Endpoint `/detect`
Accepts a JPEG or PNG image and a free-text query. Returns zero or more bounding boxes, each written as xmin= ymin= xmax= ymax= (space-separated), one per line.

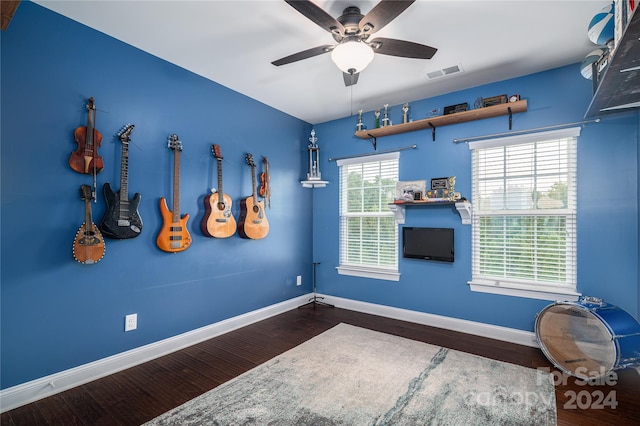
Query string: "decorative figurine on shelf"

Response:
xmin=374 ymin=109 xmax=380 ymax=128
xmin=402 ymin=103 xmax=409 ymax=124
xmin=307 ymin=129 xmax=321 ymax=181
xmin=382 ymin=104 xmax=391 ymax=127
xmin=356 ymin=109 xmax=365 ymax=132
xmin=301 ymin=129 xmax=329 ymax=188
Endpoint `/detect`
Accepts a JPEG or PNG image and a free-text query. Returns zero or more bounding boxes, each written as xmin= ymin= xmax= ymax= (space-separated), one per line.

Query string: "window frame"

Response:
xmin=336 ymin=152 xmax=400 ymax=281
xmin=468 ymin=127 xmax=581 ymax=301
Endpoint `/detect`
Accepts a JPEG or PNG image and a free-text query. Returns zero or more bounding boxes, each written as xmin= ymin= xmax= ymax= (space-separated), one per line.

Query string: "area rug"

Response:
xmin=145 ymin=323 xmax=556 ymax=425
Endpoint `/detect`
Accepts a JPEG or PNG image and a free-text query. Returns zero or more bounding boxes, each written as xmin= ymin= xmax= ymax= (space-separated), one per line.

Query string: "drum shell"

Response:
xmin=535 ymin=300 xmax=640 ymax=380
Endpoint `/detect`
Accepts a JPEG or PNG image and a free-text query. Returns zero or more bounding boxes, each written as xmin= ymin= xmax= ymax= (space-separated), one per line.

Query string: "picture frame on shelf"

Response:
xmin=395 ymin=180 xmax=426 ymax=202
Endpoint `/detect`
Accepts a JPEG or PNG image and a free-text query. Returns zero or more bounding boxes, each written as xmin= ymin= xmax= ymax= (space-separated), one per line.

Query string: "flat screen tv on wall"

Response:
xmin=402 ymin=227 xmax=454 ymax=262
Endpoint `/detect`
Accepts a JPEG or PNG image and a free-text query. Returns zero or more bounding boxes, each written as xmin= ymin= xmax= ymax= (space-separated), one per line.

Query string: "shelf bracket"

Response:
xmin=428 ymin=122 xmax=436 ymax=141
xmin=507 ymin=107 xmax=513 ymax=130
xmin=367 ymin=133 xmax=377 ymax=150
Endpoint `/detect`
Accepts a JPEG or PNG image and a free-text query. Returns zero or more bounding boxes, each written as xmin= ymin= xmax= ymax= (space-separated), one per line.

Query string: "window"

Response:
xmin=468 ymin=127 xmax=580 ymax=301
xmin=336 ymin=152 xmax=399 ymax=281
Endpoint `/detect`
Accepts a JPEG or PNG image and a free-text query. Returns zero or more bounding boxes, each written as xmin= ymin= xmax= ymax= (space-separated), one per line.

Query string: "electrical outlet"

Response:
xmin=125 ymin=313 xmax=137 ymax=332
xmin=296 ymin=275 xmax=302 ymax=286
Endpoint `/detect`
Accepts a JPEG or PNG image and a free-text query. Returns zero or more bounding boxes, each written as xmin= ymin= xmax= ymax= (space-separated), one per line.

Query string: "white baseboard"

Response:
xmin=0 ymin=294 xmax=311 ymax=413
xmin=318 ymin=294 xmax=539 ymax=348
xmin=1 ymin=293 xmax=537 ymax=413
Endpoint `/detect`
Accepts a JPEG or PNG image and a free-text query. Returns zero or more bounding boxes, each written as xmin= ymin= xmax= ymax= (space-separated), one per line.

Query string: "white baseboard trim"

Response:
xmin=318 ymin=294 xmax=539 ymax=349
xmin=1 ymin=293 xmax=538 ymax=413
xmin=0 ymin=294 xmax=311 ymax=413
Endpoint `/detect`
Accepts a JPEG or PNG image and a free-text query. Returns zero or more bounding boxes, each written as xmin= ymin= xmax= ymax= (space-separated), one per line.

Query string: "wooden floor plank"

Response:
xmin=2 ymin=306 xmax=639 ymax=425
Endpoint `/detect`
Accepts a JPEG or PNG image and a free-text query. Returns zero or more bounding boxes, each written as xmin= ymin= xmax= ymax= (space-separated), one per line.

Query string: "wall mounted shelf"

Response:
xmin=388 ymin=200 xmax=472 ymax=225
xmin=355 ymin=100 xmax=527 ymax=143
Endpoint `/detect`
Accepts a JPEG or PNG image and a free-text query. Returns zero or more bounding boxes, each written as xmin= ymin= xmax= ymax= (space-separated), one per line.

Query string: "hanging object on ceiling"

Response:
xmin=272 ymin=0 xmax=437 ymax=87
xmin=587 ymin=2 xmax=615 ymax=47
xmin=580 ymin=48 xmax=607 ymax=80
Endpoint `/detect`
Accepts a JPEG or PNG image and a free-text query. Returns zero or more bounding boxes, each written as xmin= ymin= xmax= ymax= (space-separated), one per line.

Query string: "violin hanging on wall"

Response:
xmin=69 ymin=97 xmax=104 ymax=175
xmin=259 ymin=156 xmax=271 ymax=209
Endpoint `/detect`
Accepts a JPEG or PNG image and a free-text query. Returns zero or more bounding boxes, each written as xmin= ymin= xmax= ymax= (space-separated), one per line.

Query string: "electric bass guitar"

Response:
xmin=202 ymin=144 xmax=236 ymax=238
xmin=157 ymin=134 xmax=192 ymax=252
xmin=238 ymin=153 xmax=269 ymax=239
xmin=73 ymin=185 xmax=106 ymax=264
xmin=99 ymin=124 xmax=143 ymax=239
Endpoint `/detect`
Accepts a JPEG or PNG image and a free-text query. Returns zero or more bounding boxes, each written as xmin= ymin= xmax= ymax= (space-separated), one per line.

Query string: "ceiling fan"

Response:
xmin=271 ymin=0 xmax=437 ymax=86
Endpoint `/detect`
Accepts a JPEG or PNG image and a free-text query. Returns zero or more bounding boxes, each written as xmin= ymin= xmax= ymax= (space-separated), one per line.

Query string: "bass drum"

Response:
xmin=535 ymin=297 xmax=640 ymax=380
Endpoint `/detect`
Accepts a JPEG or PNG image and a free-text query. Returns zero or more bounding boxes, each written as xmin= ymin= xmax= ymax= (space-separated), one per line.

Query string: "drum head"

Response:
xmin=536 ymin=303 xmax=615 ymax=379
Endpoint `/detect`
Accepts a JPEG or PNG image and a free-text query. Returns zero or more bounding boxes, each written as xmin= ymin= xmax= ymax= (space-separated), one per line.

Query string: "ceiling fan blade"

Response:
xmin=359 ymin=0 xmax=415 ymax=35
xmin=343 ymin=71 xmax=359 ymax=87
xmin=285 ymin=0 xmax=344 ymax=35
xmin=271 ymin=44 xmax=335 ymax=66
xmin=369 ymin=37 xmax=437 ymax=59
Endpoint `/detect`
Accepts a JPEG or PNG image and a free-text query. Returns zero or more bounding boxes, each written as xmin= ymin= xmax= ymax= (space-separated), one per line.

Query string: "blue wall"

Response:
xmin=311 ymin=66 xmax=639 ymax=332
xmin=2 ymin=2 xmax=639 ymax=391
xmin=1 ymin=2 xmax=313 ymax=389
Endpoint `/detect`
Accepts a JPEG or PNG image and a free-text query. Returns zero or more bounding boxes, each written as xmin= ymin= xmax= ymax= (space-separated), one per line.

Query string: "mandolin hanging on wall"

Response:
xmin=73 ymin=184 xmax=106 ymax=265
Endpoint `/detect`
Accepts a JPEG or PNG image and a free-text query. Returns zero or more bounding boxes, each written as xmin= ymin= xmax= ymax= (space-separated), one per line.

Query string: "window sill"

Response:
xmin=468 ymin=279 xmax=580 ymax=301
xmin=337 ymin=266 xmax=400 ymax=281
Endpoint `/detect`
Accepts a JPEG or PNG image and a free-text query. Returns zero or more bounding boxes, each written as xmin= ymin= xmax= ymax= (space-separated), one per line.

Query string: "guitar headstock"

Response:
xmin=117 ymin=124 xmax=135 ymax=143
xmin=80 ymin=184 xmax=93 ymax=201
xmin=245 ymin=153 xmax=255 ymax=167
xmin=167 ymin=134 xmax=182 ymax=151
xmin=212 ymin=144 xmax=223 ymax=160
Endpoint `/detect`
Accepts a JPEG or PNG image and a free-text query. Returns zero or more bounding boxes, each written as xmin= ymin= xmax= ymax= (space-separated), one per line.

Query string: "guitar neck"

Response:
xmin=119 ymin=142 xmax=129 ymax=201
xmin=250 ymin=163 xmax=257 ymax=203
xmin=172 ymin=148 xmax=181 ymax=223
xmin=217 ymin=158 xmax=224 ymax=204
xmin=84 ymin=198 xmax=93 ymax=230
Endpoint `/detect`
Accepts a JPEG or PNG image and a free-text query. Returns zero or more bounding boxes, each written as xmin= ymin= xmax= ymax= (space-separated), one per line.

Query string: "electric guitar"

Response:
xmin=99 ymin=124 xmax=143 ymax=239
xmin=156 ymin=134 xmax=192 ymax=252
xmin=73 ymin=185 xmax=106 ymax=264
xmin=238 ymin=153 xmax=269 ymax=239
xmin=201 ymin=144 xmax=236 ymax=238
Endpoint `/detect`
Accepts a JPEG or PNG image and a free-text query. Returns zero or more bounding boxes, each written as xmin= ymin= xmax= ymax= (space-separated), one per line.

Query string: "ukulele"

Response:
xmin=259 ymin=156 xmax=271 ymax=209
xmin=69 ymin=97 xmax=104 ymax=175
xmin=99 ymin=124 xmax=143 ymax=239
xmin=201 ymin=144 xmax=236 ymax=238
xmin=157 ymin=134 xmax=192 ymax=252
xmin=238 ymin=153 xmax=269 ymax=239
xmin=73 ymin=185 xmax=106 ymax=264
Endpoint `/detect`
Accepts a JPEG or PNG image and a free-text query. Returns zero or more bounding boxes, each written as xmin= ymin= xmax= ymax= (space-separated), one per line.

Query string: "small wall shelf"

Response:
xmin=389 ymin=200 xmax=472 ymax=225
xmin=355 ymin=100 xmax=527 ymax=142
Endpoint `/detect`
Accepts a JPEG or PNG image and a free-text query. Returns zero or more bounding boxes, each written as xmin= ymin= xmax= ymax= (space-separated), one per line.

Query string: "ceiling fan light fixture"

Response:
xmin=330 ymin=40 xmax=374 ymax=74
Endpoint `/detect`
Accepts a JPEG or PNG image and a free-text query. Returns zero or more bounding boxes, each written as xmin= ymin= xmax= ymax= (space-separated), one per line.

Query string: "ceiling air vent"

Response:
xmin=426 ymin=65 xmax=462 ymax=80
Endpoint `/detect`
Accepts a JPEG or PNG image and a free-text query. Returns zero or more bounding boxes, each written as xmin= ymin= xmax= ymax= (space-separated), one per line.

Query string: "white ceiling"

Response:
xmin=34 ymin=0 xmax=610 ymax=124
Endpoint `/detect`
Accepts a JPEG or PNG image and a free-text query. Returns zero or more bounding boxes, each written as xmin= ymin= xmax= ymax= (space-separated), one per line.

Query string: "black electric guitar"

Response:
xmin=99 ymin=124 xmax=143 ymax=239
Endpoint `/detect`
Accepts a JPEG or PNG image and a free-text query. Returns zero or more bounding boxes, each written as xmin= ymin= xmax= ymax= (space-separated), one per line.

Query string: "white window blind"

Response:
xmin=337 ymin=152 xmax=399 ymax=281
xmin=468 ymin=128 xmax=580 ymax=300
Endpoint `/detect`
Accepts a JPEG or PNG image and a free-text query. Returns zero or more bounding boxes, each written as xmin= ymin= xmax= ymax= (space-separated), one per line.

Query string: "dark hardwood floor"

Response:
xmin=3 ymin=306 xmax=639 ymax=425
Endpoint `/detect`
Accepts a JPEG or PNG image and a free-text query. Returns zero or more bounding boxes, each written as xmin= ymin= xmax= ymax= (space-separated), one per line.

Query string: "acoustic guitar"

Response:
xmin=238 ymin=153 xmax=269 ymax=239
xmin=73 ymin=185 xmax=106 ymax=264
xmin=99 ymin=124 xmax=143 ymax=239
xmin=156 ymin=134 xmax=192 ymax=252
xmin=201 ymin=144 xmax=236 ymax=238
